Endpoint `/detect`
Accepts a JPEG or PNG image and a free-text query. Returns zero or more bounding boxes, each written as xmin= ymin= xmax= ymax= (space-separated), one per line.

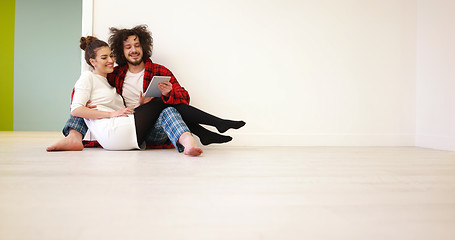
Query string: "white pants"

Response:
xmin=84 ymin=115 xmax=139 ymax=150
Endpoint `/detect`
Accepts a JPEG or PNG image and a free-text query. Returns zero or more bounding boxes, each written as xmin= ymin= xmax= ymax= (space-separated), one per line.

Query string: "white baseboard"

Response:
xmin=225 ymin=133 xmax=416 ymax=147
xmin=416 ymin=135 xmax=455 ymax=151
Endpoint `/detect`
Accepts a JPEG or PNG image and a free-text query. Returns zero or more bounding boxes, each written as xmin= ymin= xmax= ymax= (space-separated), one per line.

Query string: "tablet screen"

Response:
xmin=144 ymin=76 xmax=171 ymax=97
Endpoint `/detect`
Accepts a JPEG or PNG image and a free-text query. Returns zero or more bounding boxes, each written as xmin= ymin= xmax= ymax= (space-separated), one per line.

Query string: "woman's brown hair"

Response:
xmin=80 ymin=36 xmax=109 ymax=68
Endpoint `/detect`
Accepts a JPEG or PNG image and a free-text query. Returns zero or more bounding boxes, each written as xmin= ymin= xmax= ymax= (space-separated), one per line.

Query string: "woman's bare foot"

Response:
xmin=178 ymin=132 xmax=203 ymax=156
xmin=46 ymin=130 xmax=84 ymax=152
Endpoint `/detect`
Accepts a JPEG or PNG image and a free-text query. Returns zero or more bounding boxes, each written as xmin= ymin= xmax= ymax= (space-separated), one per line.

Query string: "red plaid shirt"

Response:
xmin=83 ymin=59 xmax=190 ymax=149
xmin=107 ymin=59 xmax=190 ymax=105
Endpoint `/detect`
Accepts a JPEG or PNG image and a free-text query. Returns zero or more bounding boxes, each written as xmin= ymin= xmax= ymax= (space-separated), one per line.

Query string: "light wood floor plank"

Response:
xmin=1 ymin=132 xmax=455 ymax=239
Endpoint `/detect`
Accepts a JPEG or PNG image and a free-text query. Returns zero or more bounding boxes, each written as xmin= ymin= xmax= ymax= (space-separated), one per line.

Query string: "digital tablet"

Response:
xmin=144 ymin=76 xmax=172 ymax=97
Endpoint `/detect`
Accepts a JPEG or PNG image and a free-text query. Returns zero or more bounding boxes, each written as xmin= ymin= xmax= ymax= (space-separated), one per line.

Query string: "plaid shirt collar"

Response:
xmin=108 ymin=58 xmax=154 ymax=95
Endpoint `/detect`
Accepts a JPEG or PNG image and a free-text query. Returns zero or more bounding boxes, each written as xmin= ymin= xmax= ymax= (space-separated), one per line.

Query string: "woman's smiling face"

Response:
xmin=90 ymin=46 xmax=115 ymax=77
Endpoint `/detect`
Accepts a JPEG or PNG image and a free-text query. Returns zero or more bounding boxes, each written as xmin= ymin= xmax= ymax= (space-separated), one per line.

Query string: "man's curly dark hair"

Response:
xmin=108 ymin=25 xmax=153 ymax=66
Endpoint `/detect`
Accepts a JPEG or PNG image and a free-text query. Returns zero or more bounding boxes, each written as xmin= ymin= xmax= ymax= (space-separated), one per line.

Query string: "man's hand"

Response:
xmin=86 ymin=100 xmax=97 ymax=109
xmin=158 ymin=81 xmax=172 ymax=97
xmin=109 ymin=108 xmax=134 ymax=118
xmin=136 ymin=92 xmax=154 ymax=108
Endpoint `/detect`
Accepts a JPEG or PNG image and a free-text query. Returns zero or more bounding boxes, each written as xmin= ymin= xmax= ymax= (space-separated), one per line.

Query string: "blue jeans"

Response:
xmin=63 ymin=107 xmax=189 ymax=152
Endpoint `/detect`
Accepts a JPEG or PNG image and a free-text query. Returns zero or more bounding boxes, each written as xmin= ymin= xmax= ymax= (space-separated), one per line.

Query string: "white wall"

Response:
xmin=92 ymin=0 xmax=417 ymax=146
xmin=416 ymin=0 xmax=455 ymax=151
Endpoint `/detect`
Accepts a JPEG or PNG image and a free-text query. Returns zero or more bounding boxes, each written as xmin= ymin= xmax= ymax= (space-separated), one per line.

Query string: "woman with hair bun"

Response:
xmin=68 ymin=36 xmax=244 ymax=155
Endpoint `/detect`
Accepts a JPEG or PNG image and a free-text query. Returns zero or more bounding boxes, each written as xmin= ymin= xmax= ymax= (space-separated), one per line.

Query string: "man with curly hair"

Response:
xmin=47 ymin=25 xmax=203 ymax=155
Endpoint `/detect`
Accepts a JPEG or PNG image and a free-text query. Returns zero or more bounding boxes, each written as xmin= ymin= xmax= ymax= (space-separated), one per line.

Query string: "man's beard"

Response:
xmin=127 ymin=58 xmax=143 ymax=66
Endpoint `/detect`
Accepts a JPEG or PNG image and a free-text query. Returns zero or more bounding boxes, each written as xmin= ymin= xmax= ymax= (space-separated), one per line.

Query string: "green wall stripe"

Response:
xmin=0 ymin=0 xmax=15 ymax=131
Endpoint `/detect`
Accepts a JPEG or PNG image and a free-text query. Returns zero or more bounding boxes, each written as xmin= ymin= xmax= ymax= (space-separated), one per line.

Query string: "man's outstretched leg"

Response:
xmin=46 ymin=129 xmax=84 ymax=151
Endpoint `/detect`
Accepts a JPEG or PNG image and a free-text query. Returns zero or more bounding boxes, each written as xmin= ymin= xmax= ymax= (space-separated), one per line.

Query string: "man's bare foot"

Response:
xmin=46 ymin=129 xmax=84 ymax=152
xmin=46 ymin=137 xmax=84 ymax=151
xmin=184 ymin=146 xmax=203 ymax=156
xmin=179 ymin=132 xmax=203 ymax=156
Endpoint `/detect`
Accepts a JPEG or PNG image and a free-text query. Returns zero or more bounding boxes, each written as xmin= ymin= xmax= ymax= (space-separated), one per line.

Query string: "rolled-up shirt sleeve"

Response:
xmin=70 ymin=73 xmax=92 ymax=113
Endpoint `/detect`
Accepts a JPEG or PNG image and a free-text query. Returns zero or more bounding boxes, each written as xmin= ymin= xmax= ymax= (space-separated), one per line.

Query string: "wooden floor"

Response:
xmin=1 ymin=131 xmax=455 ymax=240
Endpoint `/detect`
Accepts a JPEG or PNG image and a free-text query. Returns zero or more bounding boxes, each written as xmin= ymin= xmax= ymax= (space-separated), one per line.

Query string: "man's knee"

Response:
xmin=161 ymin=107 xmax=179 ymax=118
xmin=160 ymin=107 xmax=186 ymax=128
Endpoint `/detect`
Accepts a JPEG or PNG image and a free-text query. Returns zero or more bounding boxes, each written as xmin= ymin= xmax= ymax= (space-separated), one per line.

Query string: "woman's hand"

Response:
xmin=158 ymin=81 xmax=172 ymax=97
xmin=109 ymin=108 xmax=134 ymax=118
